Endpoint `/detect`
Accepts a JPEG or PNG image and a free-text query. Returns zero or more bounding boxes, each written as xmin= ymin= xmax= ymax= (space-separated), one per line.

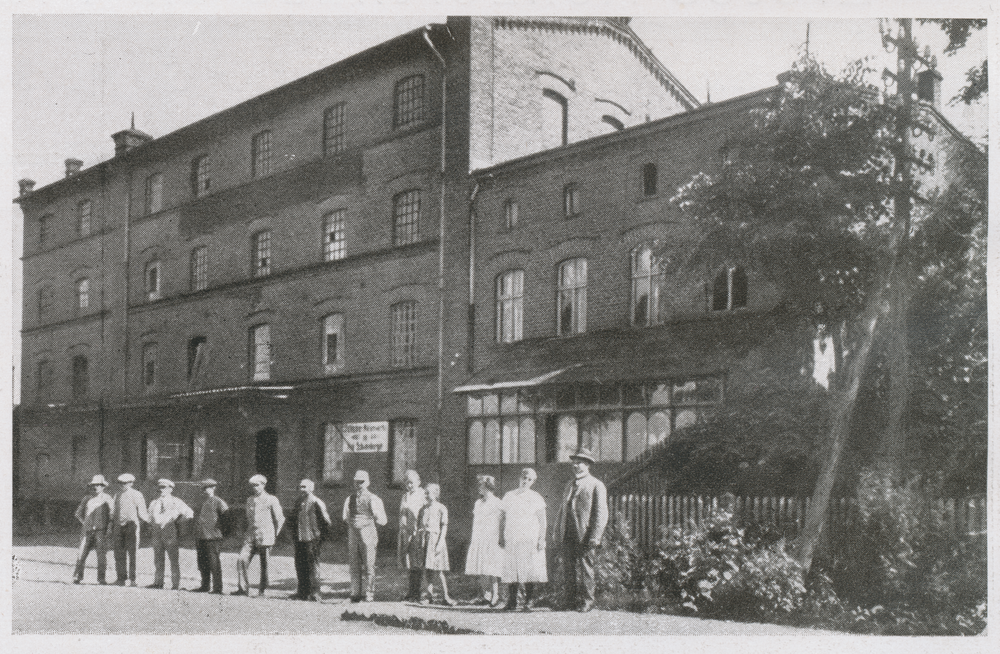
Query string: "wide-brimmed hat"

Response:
xmin=200 ymin=478 xmax=219 ymax=488
xmin=157 ymin=478 xmax=175 ymax=488
xmin=353 ymin=470 xmax=369 ymax=482
xmin=117 ymin=473 xmax=136 ymax=483
xmin=569 ymin=447 xmax=597 ymax=465
xmin=88 ymin=474 xmax=108 ymax=487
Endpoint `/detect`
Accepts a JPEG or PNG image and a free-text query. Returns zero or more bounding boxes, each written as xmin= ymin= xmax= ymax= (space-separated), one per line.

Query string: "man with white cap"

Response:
xmin=289 ymin=478 xmax=331 ymax=601
xmin=147 ymin=478 xmax=194 ymax=590
xmin=556 ymin=446 xmax=608 ymax=612
xmin=342 ymin=470 xmax=387 ymax=602
xmin=72 ymin=474 xmax=113 ymax=584
xmin=234 ymin=473 xmax=284 ymax=597
xmin=192 ymin=478 xmax=229 ymax=594
xmin=112 ymin=472 xmax=149 ymax=586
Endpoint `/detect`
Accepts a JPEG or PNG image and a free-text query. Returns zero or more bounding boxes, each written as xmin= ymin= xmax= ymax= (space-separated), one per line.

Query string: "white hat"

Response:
xmin=353 ymin=470 xmax=369 ymax=482
xmin=157 ymin=478 xmax=174 ymax=488
xmin=249 ymin=474 xmax=267 ymax=485
xmin=88 ymin=474 xmax=108 ymax=487
xmin=117 ymin=473 xmax=136 ymax=483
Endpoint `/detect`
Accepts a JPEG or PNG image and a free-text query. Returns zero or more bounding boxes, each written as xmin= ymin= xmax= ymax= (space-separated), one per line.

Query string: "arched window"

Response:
xmin=602 ymin=115 xmax=625 ymax=132
xmin=542 ymin=89 xmax=568 ymax=148
xmin=393 ymin=190 xmax=421 ymax=246
xmin=557 ymin=258 xmax=587 ymax=336
xmin=712 ymin=266 xmax=748 ymax=311
xmin=77 ymin=199 xmax=92 ymax=237
xmin=322 ymin=313 xmax=345 ymax=375
xmin=144 ymin=260 xmax=161 ymax=300
xmin=394 ymin=75 xmax=425 ymax=129
xmin=76 ymin=278 xmax=90 ymax=311
xmin=495 ymin=270 xmax=524 ymax=343
xmin=252 ymin=130 xmax=272 ymax=178
xmin=631 ymin=245 xmax=664 ymax=326
xmin=192 ymin=155 xmax=211 ymax=197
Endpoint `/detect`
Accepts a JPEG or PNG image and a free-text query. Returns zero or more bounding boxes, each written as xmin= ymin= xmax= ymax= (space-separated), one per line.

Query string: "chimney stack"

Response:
xmin=65 ymin=158 xmax=83 ymax=177
xmin=917 ymin=68 xmax=943 ymax=110
xmin=112 ymin=127 xmax=154 ymax=157
xmin=18 ymin=179 xmax=36 ymax=197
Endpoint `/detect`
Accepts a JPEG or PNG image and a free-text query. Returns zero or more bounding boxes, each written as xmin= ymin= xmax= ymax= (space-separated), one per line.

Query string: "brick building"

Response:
xmin=14 ymin=16 xmax=697 ymax=540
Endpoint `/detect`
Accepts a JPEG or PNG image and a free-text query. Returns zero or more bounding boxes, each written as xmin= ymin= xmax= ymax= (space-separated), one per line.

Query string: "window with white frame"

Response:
xmin=390 ymin=301 xmax=416 ymax=367
xmin=251 ymin=324 xmax=271 ymax=381
xmin=323 ymin=210 xmax=346 ymax=261
xmin=393 ymin=190 xmax=420 ymax=246
xmin=322 ymin=313 xmax=345 ymax=375
xmin=145 ymin=261 xmax=161 ymax=301
xmin=631 ymin=245 xmax=664 ymax=327
xmin=324 ymin=103 xmax=346 ymax=156
xmin=145 ymin=173 xmax=164 ymax=214
xmin=466 ymin=391 xmax=536 ymax=465
xmin=712 ymin=266 xmax=748 ymax=311
xmin=192 ymin=155 xmax=211 ymax=197
xmin=563 ymin=184 xmax=580 ymax=218
xmin=76 ymin=278 xmax=90 ymax=311
xmin=142 ymin=343 xmax=157 ymax=391
xmin=557 ymin=258 xmax=587 ymax=336
xmin=495 ymin=270 xmax=524 ymax=343
xmin=252 ymin=130 xmax=272 ymax=178
xmin=190 ymin=246 xmax=208 ymax=291
xmin=252 ymin=231 xmax=271 ymax=277
xmin=390 ymin=420 xmax=417 ymax=485
xmin=393 ymin=75 xmax=425 ymax=129
xmin=145 ymin=435 xmax=191 ymax=480
xmin=504 ymin=199 xmax=519 ymax=229
xmin=322 ymin=423 xmax=345 ymax=484
xmin=77 ymin=199 xmax=92 ymax=237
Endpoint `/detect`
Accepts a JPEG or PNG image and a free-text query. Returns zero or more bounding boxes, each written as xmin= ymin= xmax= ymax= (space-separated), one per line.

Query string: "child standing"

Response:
xmin=417 ymin=483 xmax=455 ymax=606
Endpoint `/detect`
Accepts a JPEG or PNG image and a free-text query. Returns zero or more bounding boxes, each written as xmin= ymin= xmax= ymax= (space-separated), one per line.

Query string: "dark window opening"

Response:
xmin=642 ymin=163 xmax=658 ymax=196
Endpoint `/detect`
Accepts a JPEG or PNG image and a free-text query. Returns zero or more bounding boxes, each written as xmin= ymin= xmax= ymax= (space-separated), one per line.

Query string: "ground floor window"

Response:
xmin=390 ymin=420 xmax=417 ymax=485
xmin=465 ymin=377 xmax=723 ymax=464
xmin=145 ymin=431 xmax=206 ymax=480
xmin=322 ymin=423 xmax=345 ymax=484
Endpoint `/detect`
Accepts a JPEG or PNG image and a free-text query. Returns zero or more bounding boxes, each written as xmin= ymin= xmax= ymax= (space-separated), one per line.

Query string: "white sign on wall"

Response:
xmin=341 ymin=421 xmax=389 ymax=453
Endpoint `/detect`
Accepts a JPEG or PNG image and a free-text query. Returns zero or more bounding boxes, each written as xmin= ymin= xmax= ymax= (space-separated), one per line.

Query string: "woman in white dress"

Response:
xmin=499 ymin=468 xmax=547 ymax=611
xmin=464 ymin=475 xmax=503 ymax=606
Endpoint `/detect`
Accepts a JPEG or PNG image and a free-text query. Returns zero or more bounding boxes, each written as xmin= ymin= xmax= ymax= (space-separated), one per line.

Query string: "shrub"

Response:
xmin=594 ymin=514 xmax=653 ymax=610
xmin=647 ymin=509 xmax=806 ymax=621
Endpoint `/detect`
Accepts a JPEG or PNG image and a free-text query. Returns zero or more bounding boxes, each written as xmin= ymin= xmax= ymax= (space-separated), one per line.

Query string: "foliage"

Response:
xmin=593 ymin=514 xmax=657 ymax=610
xmin=918 ymin=18 xmax=987 ymax=104
xmin=647 ymin=510 xmax=806 ymax=621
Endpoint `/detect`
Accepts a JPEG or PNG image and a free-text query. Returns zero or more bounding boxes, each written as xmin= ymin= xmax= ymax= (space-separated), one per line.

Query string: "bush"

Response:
xmin=647 ymin=509 xmax=806 ymax=621
xmin=594 ymin=514 xmax=653 ymax=610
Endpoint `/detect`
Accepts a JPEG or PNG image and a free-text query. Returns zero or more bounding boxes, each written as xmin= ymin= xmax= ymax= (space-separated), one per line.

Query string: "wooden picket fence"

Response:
xmin=611 ymin=493 xmax=988 ymax=549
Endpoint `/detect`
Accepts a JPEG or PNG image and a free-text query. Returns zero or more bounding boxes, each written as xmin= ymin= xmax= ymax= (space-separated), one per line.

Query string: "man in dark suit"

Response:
xmin=289 ymin=478 xmax=331 ymax=601
xmin=556 ymin=447 xmax=609 ymax=612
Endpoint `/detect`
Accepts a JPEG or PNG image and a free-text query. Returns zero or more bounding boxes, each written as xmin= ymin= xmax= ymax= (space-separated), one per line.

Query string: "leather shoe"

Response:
xmin=230 ymin=589 xmax=249 ymax=596
xmin=191 ymin=587 xmax=210 ymax=593
xmin=146 ymin=583 xmax=164 ymax=589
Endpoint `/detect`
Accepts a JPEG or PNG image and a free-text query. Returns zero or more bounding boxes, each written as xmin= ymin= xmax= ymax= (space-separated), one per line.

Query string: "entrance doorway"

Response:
xmin=254 ymin=428 xmax=278 ymax=494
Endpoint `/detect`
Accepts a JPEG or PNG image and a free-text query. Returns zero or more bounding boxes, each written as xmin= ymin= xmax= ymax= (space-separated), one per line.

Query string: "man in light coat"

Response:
xmin=555 ymin=447 xmax=608 ymax=612
xmin=73 ymin=474 xmax=113 ymax=584
xmin=234 ymin=473 xmax=285 ymax=597
xmin=289 ymin=479 xmax=331 ymax=601
xmin=343 ymin=470 xmax=387 ymax=602
xmin=147 ymin=478 xmax=194 ymax=590
xmin=112 ymin=472 xmax=149 ymax=586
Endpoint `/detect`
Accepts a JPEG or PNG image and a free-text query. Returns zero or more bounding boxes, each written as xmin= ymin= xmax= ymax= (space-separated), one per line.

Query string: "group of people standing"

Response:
xmin=71 ymin=446 xmax=608 ymax=612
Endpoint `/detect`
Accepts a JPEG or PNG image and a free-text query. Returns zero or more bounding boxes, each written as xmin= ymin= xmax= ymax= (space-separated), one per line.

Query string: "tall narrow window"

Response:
xmin=191 ymin=430 xmax=207 ymax=479
xmin=322 ymin=423 xmax=345 ymax=484
xmin=190 ymin=246 xmax=208 ymax=291
xmin=323 ymin=210 xmax=346 ymax=261
xmin=145 ymin=261 xmax=161 ymax=301
xmin=39 ymin=214 xmax=52 ymax=249
xmin=322 ymin=313 xmax=345 ymax=375
xmin=495 ymin=270 xmax=524 ymax=343
xmin=642 ymin=163 xmax=658 ymax=197
xmin=712 ymin=266 xmax=748 ymax=311
xmin=393 ymin=190 xmax=421 ymax=246
xmin=251 ymin=324 xmax=271 ymax=381
xmin=192 ymin=155 xmax=211 ymax=197
xmin=145 ymin=173 xmax=164 ymax=214
xmin=557 ymin=258 xmax=587 ymax=336
xmin=252 ymin=130 xmax=271 ymax=178
xmin=36 ymin=360 xmax=53 ymax=402
xmin=504 ymin=200 xmax=519 ymax=229
xmin=142 ymin=343 xmax=157 ymax=391
xmin=631 ymin=245 xmax=664 ymax=326
xmin=76 ymin=278 xmax=90 ymax=311
xmin=393 ymin=75 xmax=425 ymax=129
xmin=37 ymin=286 xmax=52 ymax=321
xmin=72 ymin=355 xmax=89 ymax=399
xmin=390 ymin=420 xmax=417 ymax=485
xmin=563 ymin=184 xmax=580 ymax=218
xmin=77 ymin=200 xmax=92 ymax=237
xmin=323 ymin=103 xmax=346 ymax=156
xmin=542 ymin=89 xmax=569 ymax=147
xmin=390 ymin=301 xmax=416 ymax=367
xmin=187 ymin=336 xmax=207 ymax=381
xmin=252 ymin=231 xmax=271 ymax=277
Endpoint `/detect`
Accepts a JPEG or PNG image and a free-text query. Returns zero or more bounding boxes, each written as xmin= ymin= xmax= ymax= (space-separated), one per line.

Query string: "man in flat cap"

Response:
xmin=192 ymin=478 xmax=229 ymax=593
xmin=112 ymin=472 xmax=149 ymax=586
xmin=234 ymin=474 xmax=284 ymax=597
xmin=289 ymin=479 xmax=331 ymax=601
xmin=342 ymin=470 xmax=387 ymax=602
xmin=147 ymin=478 xmax=194 ymax=590
xmin=556 ymin=446 xmax=608 ymax=612
xmin=72 ymin=474 xmax=113 ymax=584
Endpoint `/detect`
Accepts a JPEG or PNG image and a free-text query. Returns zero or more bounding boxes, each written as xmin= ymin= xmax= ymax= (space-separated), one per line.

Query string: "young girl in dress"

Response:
xmin=417 ymin=483 xmax=455 ymax=605
xmin=464 ymin=475 xmax=503 ymax=605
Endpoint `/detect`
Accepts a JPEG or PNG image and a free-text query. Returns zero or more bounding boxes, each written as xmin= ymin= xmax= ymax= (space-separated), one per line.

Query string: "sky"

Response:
xmin=5 ymin=7 xmax=990 ymax=402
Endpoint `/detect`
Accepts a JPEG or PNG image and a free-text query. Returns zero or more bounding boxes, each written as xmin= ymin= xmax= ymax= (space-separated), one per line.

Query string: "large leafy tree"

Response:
xmin=670 ymin=47 xmax=985 ymax=570
xmin=919 ymin=18 xmax=987 ymax=104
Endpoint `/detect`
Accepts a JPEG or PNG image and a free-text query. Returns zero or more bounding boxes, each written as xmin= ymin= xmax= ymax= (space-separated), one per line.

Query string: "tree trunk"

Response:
xmin=878 ymin=261 xmax=911 ymax=476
